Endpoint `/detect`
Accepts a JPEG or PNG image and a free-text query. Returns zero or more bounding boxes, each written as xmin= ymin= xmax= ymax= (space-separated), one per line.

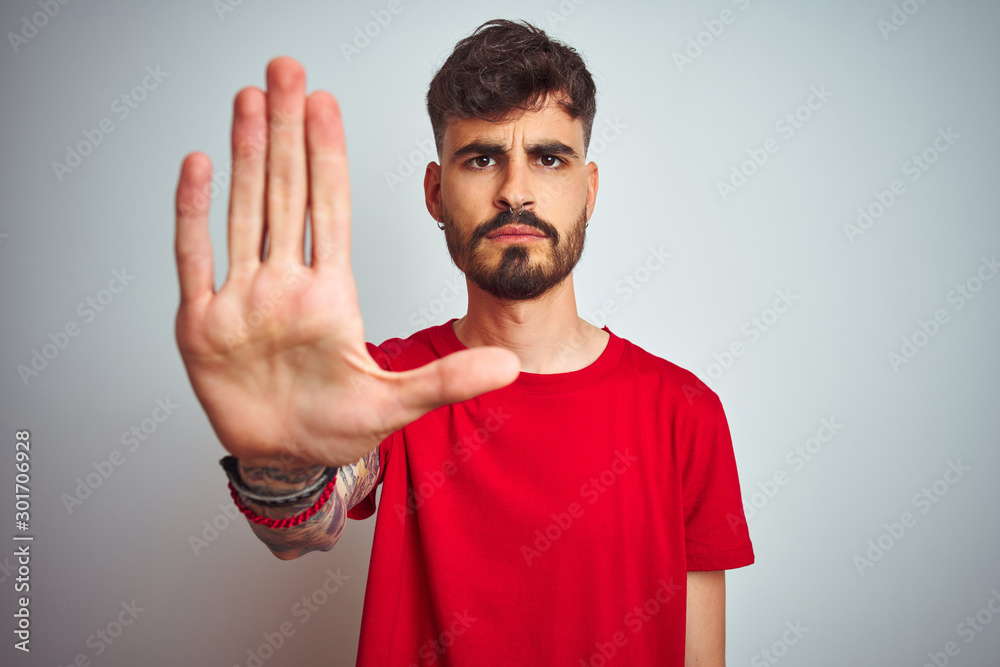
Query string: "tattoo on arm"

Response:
xmin=245 ymin=488 xmax=347 ymax=558
xmin=237 ymin=447 xmax=382 ymax=559
xmin=342 ymin=447 xmax=381 ymax=512
xmin=238 ymin=460 xmax=328 ymax=496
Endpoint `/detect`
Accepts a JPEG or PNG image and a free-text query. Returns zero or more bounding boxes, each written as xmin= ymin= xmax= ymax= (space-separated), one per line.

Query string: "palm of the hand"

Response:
xmin=173 ymin=57 xmax=518 ymax=469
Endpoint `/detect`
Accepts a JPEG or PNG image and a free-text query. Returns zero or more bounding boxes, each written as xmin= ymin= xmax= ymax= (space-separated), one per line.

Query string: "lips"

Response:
xmin=486 ymin=225 xmax=547 ymax=239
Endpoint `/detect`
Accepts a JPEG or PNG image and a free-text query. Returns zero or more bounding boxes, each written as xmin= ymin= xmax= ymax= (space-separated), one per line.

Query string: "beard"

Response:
xmin=442 ymin=204 xmax=588 ymax=301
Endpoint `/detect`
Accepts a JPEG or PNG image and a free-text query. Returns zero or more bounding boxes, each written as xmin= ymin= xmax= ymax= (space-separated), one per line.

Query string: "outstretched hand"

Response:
xmin=173 ymin=57 xmax=519 ymax=468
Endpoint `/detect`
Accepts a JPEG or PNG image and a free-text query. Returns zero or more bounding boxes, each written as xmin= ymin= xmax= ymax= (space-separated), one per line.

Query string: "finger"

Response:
xmin=226 ymin=87 xmax=268 ymax=274
xmin=175 ymin=152 xmax=216 ymax=305
xmin=305 ymin=91 xmax=351 ymax=268
xmin=264 ymin=57 xmax=308 ymax=263
xmin=395 ymin=347 xmax=521 ymax=415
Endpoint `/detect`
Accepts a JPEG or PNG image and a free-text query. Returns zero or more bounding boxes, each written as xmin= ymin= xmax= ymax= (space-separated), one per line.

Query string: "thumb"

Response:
xmin=394 ymin=346 xmax=521 ymax=415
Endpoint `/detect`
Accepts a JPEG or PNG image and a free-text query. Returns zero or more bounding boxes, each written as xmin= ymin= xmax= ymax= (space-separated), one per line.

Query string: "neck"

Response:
xmin=452 ymin=274 xmax=609 ymax=374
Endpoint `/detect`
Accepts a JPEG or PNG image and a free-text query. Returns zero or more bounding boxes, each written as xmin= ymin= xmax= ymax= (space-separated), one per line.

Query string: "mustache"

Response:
xmin=468 ymin=208 xmax=561 ymax=248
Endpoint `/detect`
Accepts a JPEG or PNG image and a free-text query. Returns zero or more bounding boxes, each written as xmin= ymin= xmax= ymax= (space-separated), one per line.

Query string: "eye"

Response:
xmin=537 ymin=155 xmax=565 ymax=167
xmin=467 ymin=155 xmax=496 ymax=170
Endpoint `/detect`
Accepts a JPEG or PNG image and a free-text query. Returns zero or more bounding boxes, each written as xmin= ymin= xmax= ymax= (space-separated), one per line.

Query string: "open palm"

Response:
xmin=173 ymin=57 xmax=518 ymax=468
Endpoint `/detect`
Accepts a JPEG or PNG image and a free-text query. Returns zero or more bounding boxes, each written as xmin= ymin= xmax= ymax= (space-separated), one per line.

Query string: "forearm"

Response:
xmin=685 ymin=570 xmax=726 ymax=666
xmin=237 ymin=460 xmax=346 ymax=560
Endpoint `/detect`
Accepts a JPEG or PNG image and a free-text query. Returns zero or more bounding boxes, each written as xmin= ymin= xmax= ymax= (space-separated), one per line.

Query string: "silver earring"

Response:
xmin=437 ymin=220 xmax=445 ymax=230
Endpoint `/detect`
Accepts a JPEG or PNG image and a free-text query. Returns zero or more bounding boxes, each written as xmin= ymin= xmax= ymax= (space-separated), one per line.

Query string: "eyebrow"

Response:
xmin=451 ymin=140 xmax=580 ymax=161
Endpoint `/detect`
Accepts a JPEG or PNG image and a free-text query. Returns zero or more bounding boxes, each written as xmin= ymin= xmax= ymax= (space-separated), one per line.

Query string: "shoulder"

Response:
xmin=614 ymin=331 xmax=722 ymax=416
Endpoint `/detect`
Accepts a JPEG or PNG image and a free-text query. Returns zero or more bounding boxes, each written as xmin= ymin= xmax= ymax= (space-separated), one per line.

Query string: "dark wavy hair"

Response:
xmin=426 ymin=19 xmax=598 ymax=156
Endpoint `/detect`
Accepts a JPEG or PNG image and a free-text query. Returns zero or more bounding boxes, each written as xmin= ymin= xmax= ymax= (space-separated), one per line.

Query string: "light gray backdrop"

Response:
xmin=2 ymin=0 xmax=998 ymax=665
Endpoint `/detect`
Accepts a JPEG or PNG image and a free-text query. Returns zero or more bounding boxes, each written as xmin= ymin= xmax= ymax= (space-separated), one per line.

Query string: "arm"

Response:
xmin=236 ymin=447 xmax=381 ymax=560
xmin=685 ymin=570 xmax=726 ymax=667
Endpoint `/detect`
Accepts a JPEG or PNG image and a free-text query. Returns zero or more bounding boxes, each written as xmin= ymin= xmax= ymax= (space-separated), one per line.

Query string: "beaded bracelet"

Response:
xmin=227 ymin=475 xmax=337 ymax=529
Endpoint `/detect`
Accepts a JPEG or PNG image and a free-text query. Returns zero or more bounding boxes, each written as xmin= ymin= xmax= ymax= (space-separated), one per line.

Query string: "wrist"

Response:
xmin=236 ymin=457 xmax=328 ymax=495
xmin=228 ymin=474 xmax=337 ymax=530
xmin=220 ymin=455 xmax=336 ymax=506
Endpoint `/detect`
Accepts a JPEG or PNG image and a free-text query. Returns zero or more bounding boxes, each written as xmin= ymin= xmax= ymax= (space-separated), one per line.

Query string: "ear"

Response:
xmin=585 ymin=161 xmax=599 ymax=221
xmin=424 ymin=161 xmax=443 ymax=221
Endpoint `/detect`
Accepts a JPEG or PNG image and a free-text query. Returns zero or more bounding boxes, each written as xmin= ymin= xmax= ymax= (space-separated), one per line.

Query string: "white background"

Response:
xmin=1 ymin=0 xmax=998 ymax=665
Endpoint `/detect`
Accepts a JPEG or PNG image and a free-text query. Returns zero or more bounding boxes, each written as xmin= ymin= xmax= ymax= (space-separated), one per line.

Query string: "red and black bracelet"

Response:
xmin=227 ymin=475 xmax=338 ymax=529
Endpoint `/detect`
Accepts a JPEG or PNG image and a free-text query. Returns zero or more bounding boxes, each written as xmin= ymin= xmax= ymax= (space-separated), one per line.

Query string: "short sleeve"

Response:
xmin=681 ymin=391 xmax=755 ymax=571
xmin=346 ymin=342 xmax=397 ymax=521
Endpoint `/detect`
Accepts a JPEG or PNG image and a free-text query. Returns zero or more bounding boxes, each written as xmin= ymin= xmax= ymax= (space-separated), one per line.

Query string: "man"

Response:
xmin=174 ymin=19 xmax=753 ymax=666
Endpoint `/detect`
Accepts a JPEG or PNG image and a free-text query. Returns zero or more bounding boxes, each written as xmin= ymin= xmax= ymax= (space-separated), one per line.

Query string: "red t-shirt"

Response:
xmin=348 ymin=319 xmax=754 ymax=666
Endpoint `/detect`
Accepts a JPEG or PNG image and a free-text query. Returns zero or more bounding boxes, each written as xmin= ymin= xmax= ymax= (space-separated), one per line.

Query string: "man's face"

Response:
xmin=425 ymin=95 xmax=598 ymax=301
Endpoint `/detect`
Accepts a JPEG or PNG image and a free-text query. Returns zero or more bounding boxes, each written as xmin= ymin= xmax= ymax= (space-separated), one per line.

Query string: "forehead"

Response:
xmin=441 ymin=98 xmax=585 ymax=154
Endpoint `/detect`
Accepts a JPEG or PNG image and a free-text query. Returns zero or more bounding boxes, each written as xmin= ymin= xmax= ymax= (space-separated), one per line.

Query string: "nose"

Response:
xmin=495 ymin=159 xmax=534 ymax=216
